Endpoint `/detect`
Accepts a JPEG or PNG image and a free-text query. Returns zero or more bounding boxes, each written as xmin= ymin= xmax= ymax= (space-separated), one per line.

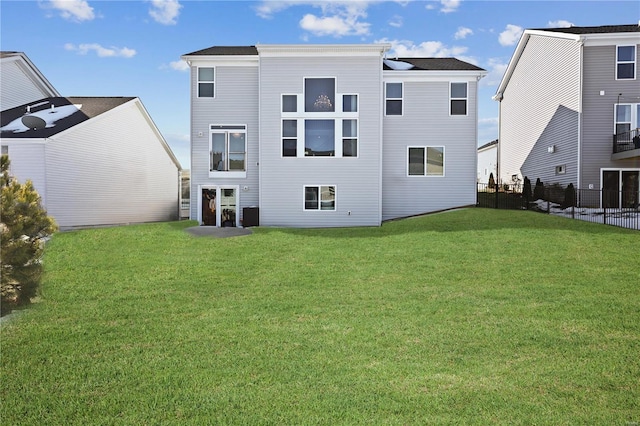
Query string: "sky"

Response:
xmin=1 ymin=0 xmax=639 ymax=169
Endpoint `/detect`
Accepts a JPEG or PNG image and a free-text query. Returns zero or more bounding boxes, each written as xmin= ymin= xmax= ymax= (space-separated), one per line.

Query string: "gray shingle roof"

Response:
xmin=534 ymin=24 xmax=640 ymax=34
xmin=1 ymin=97 xmax=134 ymax=139
xmin=384 ymin=57 xmax=485 ymax=71
xmin=184 ymin=46 xmax=258 ymax=56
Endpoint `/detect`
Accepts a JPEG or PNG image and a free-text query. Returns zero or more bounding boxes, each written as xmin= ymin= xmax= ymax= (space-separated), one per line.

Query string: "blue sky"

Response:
xmin=1 ymin=0 xmax=638 ymax=169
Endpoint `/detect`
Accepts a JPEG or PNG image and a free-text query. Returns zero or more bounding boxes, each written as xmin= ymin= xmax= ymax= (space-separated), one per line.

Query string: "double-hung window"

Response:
xmin=304 ymin=185 xmax=336 ymax=211
xmin=210 ymin=125 xmax=246 ymax=175
xmin=450 ymin=82 xmax=468 ymax=115
xmin=616 ymin=46 xmax=636 ymax=80
xmin=198 ymin=67 xmax=215 ymax=97
xmin=385 ymin=82 xmax=403 ymax=116
xmin=281 ymin=78 xmax=358 ymax=158
xmin=615 ymin=103 xmax=640 ymax=136
xmin=408 ymin=146 xmax=445 ymax=176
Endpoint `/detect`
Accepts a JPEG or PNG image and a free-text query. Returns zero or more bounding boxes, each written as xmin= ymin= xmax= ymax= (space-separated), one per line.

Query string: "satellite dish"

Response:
xmin=21 ymin=115 xmax=47 ymax=130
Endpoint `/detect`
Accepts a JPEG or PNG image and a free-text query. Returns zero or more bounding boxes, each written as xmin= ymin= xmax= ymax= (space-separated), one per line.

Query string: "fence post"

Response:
xmin=603 ymin=201 xmax=607 ymax=225
xmin=495 ymin=183 xmax=499 ymax=209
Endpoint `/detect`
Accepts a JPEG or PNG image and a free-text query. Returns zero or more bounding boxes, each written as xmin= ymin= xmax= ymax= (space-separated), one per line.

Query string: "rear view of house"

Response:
xmin=0 ymin=52 xmax=182 ymax=229
xmin=182 ymin=44 xmax=486 ymax=227
xmin=494 ymin=24 xmax=640 ymax=208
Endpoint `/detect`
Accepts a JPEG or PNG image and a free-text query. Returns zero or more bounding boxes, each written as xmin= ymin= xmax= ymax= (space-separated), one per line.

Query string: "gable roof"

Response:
xmin=494 ymin=23 xmax=640 ymax=101
xmin=1 ymin=96 xmax=134 ymax=139
xmin=182 ymin=45 xmax=484 ymax=71
xmin=478 ymin=139 xmax=498 ymax=151
xmin=0 ymin=51 xmax=60 ymax=101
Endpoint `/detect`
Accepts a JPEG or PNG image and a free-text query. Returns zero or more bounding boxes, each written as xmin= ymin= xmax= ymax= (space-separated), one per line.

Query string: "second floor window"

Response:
xmin=615 ymin=104 xmax=640 ymax=135
xmin=450 ymin=82 xmax=468 ymax=115
xmin=385 ymin=82 xmax=403 ymax=116
xmin=198 ymin=67 xmax=215 ymax=97
xmin=616 ymin=46 xmax=636 ymax=80
xmin=210 ymin=125 xmax=246 ymax=172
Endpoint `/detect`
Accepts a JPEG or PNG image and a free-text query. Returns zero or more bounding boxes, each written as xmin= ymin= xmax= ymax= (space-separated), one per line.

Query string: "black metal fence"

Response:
xmin=477 ymin=183 xmax=640 ymax=230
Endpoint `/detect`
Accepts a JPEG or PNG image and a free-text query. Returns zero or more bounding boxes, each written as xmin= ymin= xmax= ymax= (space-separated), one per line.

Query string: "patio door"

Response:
xmin=602 ymin=169 xmax=640 ymax=208
xmin=200 ymin=186 xmax=239 ymax=227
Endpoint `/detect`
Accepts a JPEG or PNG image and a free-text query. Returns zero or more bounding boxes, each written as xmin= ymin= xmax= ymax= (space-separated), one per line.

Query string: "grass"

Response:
xmin=1 ymin=208 xmax=639 ymax=425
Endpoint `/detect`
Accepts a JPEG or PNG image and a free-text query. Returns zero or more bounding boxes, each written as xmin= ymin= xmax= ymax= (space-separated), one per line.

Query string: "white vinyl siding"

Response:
xmin=259 ymin=55 xmax=383 ymax=227
xmin=382 ymin=79 xmax=478 ymax=220
xmin=190 ymin=65 xmax=260 ymax=222
xmin=498 ymin=35 xmax=581 ymax=188
xmin=0 ymin=59 xmax=54 ymax=111
xmin=43 ymin=100 xmax=179 ymax=229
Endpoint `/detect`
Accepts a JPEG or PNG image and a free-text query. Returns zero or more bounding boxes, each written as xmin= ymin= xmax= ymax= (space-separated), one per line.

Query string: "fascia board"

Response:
xmin=384 ymin=70 xmax=487 ymax=82
xmin=256 ymin=44 xmax=391 ymax=57
xmin=0 ymin=137 xmax=47 ymax=145
xmin=180 ymin=55 xmax=259 ymax=67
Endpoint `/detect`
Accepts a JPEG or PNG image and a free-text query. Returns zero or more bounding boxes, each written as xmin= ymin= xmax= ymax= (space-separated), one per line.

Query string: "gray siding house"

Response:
xmin=182 ymin=44 xmax=486 ymax=227
xmin=494 ymin=24 xmax=640 ymax=208
xmin=0 ymin=52 xmax=182 ymax=229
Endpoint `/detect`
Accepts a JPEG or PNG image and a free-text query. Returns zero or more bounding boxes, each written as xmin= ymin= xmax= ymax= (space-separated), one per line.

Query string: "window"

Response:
xmin=385 ymin=83 xmax=402 ymax=115
xmin=408 ymin=146 xmax=444 ymax=176
xmin=198 ymin=67 xmax=215 ymax=98
xmin=615 ymin=104 xmax=632 ymax=135
xmin=282 ymin=95 xmax=297 ymax=112
xmin=305 ymin=78 xmax=335 ymax=112
xmin=343 ymin=94 xmax=358 ymax=112
xmin=450 ymin=82 xmax=467 ymax=115
xmin=282 ymin=120 xmax=297 ymax=157
xmin=1 ymin=146 xmax=7 ymax=155
xmin=617 ymin=46 xmax=636 ymax=80
xmin=555 ymin=165 xmax=566 ymax=175
xmin=342 ymin=119 xmax=358 ymax=157
xmin=304 ymin=185 xmax=336 ymax=211
xmin=210 ymin=125 xmax=246 ymax=172
xmin=305 ymin=120 xmax=335 ymax=156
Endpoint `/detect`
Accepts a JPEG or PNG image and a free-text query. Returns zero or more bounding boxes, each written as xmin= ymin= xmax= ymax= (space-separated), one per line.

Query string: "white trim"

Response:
xmin=385 ymin=81 xmax=403 ymax=117
xmin=383 ymin=70 xmax=487 ymax=82
xmin=256 ymin=44 xmax=390 ymax=57
xmin=197 ymin=66 xmax=215 ymax=98
xmin=407 ymin=146 xmax=446 ymax=177
xmin=449 ymin=81 xmax=468 ymax=117
xmin=303 ymin=184 xmax=337 ymax=212
xmin=615 ymin=44 xmax=637 ymax=80
xmin=208 ymin=124 xmax=247 ymax=176
xmin=197 ymin=184 xmax=241 ymax=227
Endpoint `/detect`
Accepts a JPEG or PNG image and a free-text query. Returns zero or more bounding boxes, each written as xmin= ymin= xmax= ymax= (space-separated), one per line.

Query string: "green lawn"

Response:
xmin=1 ymin=209 xmax=639 ymax=425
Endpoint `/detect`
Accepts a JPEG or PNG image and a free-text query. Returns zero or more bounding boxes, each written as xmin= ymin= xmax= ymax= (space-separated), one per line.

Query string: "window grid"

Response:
xmin=209 ymin=125 xmax=246 ymax=172
xmin=616 ymin=45 xmax=636 ymax=80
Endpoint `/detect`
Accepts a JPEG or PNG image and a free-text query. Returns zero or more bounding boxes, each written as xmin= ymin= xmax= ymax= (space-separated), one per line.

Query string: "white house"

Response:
xmin=182 ymin=44 xmax=486 ymax=227
xmin=0 ymin=52 xmax=182 ymax=229
xmin=494 ymin=24 xmax=640 ymax=208
xmin=477 ymin=139 xmax=498 ymax=184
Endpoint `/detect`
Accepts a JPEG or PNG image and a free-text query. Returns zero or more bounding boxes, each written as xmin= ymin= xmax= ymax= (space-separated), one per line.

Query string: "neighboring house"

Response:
xmin=0 ymin=52 xmax=59 ymax=110
xmin=181 ymin=44 xmax=486 ymax=227
xmin=494 ymin=24 xmax=640 ymax=208
xmin=477 ymin=139 xmax=498 ymax=184
xmin=1 ymin=52 xmax=182 ymax=229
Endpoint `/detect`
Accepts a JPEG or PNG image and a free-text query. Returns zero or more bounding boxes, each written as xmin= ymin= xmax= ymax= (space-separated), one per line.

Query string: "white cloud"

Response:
xmin=148 ymin=0 xmax=182 ymax=25
xmin=481 ymin=58 xmax=508 ymax=86
xmin=389 ymin=15 xmax=403 ymax=28
xmin=377 ymin=37 xmax=476 ymax=64
xmin=498 ymin=24 xmax=523 ymax=47
xmin=65 ymin=43 xmax=136 ymax=58
xmin=454 ymin=26 xmax=473 ymax=40
xmin=547 ymin=20 xmax=574 ymax=28
xmin=45 ymin=0 xmax=95 ymax=22
xmin=168 ymin=60 xmax=189 ymax=71
xmin=300 ymin=13 xmax=370 ymax=37
xmin=440 ymin=0 xmax=461 ymax=13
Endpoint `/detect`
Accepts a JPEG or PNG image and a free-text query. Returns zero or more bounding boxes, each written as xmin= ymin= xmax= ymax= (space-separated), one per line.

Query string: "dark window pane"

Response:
xmin=199 ymin=83 xmax=214 ymax=97
xmin=229 ymin=154 xmax=245 ymax=170
xmin=283 ymin=139 xmax=297 ymax=157
xmin=305 ymin=78 xmax=335 ymax=112
xmin=342 ymin=120 xmax=357 ymax=137
xmin=343 ymin=95 xmax=357 ymax=112
xmin=426 ymin=147 xmax=444 ymax=176
xmin=283 ymin=120 xmax=297 ymax=137
xmin=451 ymin=100 xmax=467 ymax=115
xmin=305 ymin=120 xmax=335 ymax=156
xmin=320 ymin=186 xmax=335 ymax=210
xmin=198 ymin=68 xmax=214 ymax=81
xmin=617 ymin=63 xmax=635 ymax=79
xmin=386 ymin=100 xmax=402 ymax=115
xmin=343 ymin=139 xmax=357 ymax=157
xmin=451 ymin=82 xmax=467 ymax=98
xmin=408 ymin=147 xmax=425 ymax=175
xmin=305 ymin=187 xmax=319 ymax=210
xmin=283 ymin=95 xmax=297 ymax=112
xmin=618 ymin=46 xmax=635 ymax=62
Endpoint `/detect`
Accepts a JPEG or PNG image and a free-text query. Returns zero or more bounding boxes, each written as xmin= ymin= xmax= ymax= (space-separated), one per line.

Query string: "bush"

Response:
xmin=488 ymin=172 xmax=496 ymax=189
xmin=563 ymin=183 xmax=576 ymax=208
xmin=1 ymin=155 xmax=57 ymax=316
xmin=533 ymin=178 xmax=545 ymax=200
xmin=523 ymin=176 xmax=532 ymax=200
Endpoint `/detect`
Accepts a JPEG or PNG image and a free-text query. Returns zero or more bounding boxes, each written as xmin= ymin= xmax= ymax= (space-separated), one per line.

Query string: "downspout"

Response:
xmin=577 ymin=37 xmax=585 ymax=192
xmin=378 ymin=50 xmax=384 ymax=226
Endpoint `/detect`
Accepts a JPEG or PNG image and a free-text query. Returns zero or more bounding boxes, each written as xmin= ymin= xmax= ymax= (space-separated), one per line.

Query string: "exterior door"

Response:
xmin=622 ymin=171 xmax=639 ymax=208
xmin=200 ymin=186 xmax=238 ymax=227
xmin=201 ymin=188 xmax=216 ymax=226
xmin=220 ymin=188 xmax=237 ymax=227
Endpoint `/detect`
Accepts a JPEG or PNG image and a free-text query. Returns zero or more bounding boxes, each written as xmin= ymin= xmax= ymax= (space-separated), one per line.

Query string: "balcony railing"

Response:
xmin=613 ymin=128 xmax=640 ymax=153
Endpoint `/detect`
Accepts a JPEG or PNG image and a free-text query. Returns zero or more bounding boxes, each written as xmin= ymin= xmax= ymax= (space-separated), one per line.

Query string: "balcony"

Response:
xmin=612 ymin=128 xmax=640 ymax=160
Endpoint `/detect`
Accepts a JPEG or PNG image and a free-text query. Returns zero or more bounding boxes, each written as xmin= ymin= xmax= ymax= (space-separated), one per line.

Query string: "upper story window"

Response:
xmin=450 ymin=82 xmax=468 ymax=116
xmin=615 ymin=104 xmax=640 ymax=135
xmin=305 ymin=78 xmax=335 ymax=112
xmin=210 ymin=125 xmax=246 ymax=175
xmin=198 ymin=67 xmax=215 ymax=97
xmin=282 ymin=78 xmax=359 ymax=158
xmin=385 ymin=82 xmax=403 ymax=116
xmin=616 ymin=46 xmax=636 ymax=80
xmin=408 ymin=146 xmax=445 ymax=176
